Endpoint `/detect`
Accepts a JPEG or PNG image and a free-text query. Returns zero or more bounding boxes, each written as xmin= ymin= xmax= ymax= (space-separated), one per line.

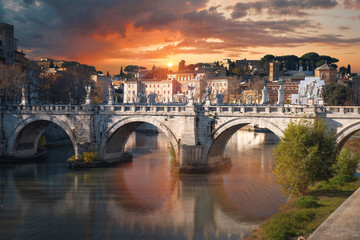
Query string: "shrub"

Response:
xmin=83 ymin=151 xmax=98 ymax=163
xmin=265 ymin=210 xmax=315 ymax=240
xmin=294 ymin=196 xmax=320 ymax=209
xmin=315 ymin=175 xmax=356 ymax=192
xmin=333 ymin=149 xmax=359 ymax=176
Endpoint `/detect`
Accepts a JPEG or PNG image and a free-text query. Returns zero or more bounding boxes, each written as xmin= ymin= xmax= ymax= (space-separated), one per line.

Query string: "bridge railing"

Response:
xmin=2 ymin=104 xmax=360 ymax=116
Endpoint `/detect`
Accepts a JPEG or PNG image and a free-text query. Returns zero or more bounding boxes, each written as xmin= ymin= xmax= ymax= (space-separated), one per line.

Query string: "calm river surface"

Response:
xmin=0 ymin=130 xmax=286 ymax=240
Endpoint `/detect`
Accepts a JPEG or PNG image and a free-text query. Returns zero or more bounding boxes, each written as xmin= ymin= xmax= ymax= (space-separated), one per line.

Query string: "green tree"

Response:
xmin=333 ymin=149 xmax=359 ymax=176
xmin=273 ymin=117 xmax=337 ymax=196
xmin=324 ymin=83 xmax=347 ymax=106
xmin=258 ymin=54 xmax=275 ymax=73
xmin=124 ymin=65 xmax=139 ymax=72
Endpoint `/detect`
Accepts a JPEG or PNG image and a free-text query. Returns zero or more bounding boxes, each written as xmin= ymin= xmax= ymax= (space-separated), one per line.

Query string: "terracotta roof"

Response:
xmin=315 ymin=62 xmax=333 ymax=70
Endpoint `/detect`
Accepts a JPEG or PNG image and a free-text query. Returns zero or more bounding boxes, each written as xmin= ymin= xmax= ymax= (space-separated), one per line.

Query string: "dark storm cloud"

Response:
xmin=338 ymin=25 xmax=351 ymax=30
xmin=1 ymin=0 xmax=359 ymax=62
xmin=231 ymin=0 xmax=338 ymax=19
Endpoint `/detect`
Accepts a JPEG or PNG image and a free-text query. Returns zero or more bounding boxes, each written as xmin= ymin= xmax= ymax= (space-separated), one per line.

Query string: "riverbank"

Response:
xmin=249 ymin=176 xmax=360 ymax=240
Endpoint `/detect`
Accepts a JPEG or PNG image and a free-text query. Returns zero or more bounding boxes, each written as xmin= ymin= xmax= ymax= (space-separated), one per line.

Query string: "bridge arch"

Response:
xmin=7 ymin=116 xmax=77 ymax=158
xmin=335 ymin=121 xmax=360 ymax=151
xmin=100 ymin=116 xmax=179 ymax=162
xmin=203 ymin=118 xmax=283 ymax=166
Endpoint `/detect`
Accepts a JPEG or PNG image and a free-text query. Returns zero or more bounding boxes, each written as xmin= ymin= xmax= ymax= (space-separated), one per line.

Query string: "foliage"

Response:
xmin=252 ymin=178 xmax=360 ymax=240
xmin=92 ymin=81 xmax=107 ymax=104
xmin=83 ymin=150 xmax=98 ymax=163
xmin=264 ymin=210 xmax=315 ymax=240
xmin=324 ymin=83 xmax=347 ymax=106
xmin=38 ymin=63 xmax=94 ymax=104
xmin=273 ymin=117 xmax=337 ymax=196
xmin=294 ymin=196 xmax=320 ymax=209
xmin=333 ymin=149 xmax=359 ymax=176
xmin=0 ymin=64 xmax=26 ymax=103
xmin=315 ymin=175 xmax=356 ymax=192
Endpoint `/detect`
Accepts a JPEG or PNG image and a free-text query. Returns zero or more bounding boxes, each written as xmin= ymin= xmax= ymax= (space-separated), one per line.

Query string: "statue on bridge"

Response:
xmin=108 ymin=87 xmax=114 ymax=105
xmin=188 ymin=85 xmax=195 ymax=100
xmin=85 ymin=85 xmax=92 ymax=105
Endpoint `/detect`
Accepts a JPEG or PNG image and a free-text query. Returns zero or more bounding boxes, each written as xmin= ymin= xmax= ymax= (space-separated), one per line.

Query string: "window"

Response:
xmin=0 ymin=40 xmax=2 ymax=46
xmin=168 ymin=90 xmax=170 ymax=94
xmin=224 ymin=83 xmax=226 ymax=86
xmin=322 ymin=73 xmax=327 ymax=80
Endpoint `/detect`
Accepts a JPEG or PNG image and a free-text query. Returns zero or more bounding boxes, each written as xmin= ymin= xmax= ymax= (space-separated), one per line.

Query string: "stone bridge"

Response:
xmin=1 ymin=102 xmax=360 ymax=172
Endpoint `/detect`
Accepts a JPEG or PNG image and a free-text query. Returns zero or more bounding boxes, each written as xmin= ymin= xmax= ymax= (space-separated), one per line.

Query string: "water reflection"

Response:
xmin=0 ymin=130 xmax=286 ymax=240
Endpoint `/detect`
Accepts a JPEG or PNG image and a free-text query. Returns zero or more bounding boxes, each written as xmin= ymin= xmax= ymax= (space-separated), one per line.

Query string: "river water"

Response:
xmin=0 ymin=130 xmax=286 ymax=240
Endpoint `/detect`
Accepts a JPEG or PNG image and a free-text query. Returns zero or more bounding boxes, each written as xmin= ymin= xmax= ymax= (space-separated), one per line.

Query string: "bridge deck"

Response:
xmin=308 ymin=186 xmax=360 ymax=240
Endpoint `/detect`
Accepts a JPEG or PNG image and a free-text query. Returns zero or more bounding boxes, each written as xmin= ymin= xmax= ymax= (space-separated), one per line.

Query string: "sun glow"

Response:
xmin=167 ymin=62 xmax=173 ymax=67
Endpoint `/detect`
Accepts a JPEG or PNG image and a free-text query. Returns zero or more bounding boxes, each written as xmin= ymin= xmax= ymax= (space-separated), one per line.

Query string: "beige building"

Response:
xmin=142 ymin=79 xmax=181 ymax=103
xmin=269 ymin=61 xmax=280 ymax=82
xmin=315 ymin=62 xmax=337 ymax=84
xmin=124 ymin=80 xmax=141 ymax=103
xmin=207 ymin=78 xmax=229 ymax=95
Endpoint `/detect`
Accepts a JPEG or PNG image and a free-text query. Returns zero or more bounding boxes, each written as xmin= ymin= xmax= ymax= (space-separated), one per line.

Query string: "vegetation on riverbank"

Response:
xmin=249 ymin=175 xmax=360 ymax=240
xmin=250 ymin=116 xmax=360 ymax=240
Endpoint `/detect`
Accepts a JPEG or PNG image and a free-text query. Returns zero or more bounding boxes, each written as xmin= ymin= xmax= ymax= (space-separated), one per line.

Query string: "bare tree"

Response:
xmin=0 ymin=64 xmax=26 ymax=104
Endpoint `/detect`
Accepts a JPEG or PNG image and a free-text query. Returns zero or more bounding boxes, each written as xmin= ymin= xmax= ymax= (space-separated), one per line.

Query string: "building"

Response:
xmin=142 ymin=79 xmax=181 ymax=103
xmin=0 ymin=23 xmax=26 ymax=65
xmin=235 ymin=59 xmax=260 ymax=69
xmin=315 ymin=62 xmax=337 ymax=84
xmin=206 ymin=78 xmax=230 ymax=96
xmin=37 ymin=57 xmax=96 ymax=76
xmin=91 ymin=74 xmax=112 ymax=89
xmin=123 ymin=80 xmax=141 ymax=103
xmin=123 ymin=79 xmax=181 ymax=103
xmin=269 ymin=61 xmax=280 ymax=82
xmin=266 ymin=80 xmax=301 ymax=104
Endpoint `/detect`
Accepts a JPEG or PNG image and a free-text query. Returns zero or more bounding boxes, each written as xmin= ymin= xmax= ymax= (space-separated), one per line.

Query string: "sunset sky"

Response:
xmin=1 ymin=0 xmax=360 ymax=74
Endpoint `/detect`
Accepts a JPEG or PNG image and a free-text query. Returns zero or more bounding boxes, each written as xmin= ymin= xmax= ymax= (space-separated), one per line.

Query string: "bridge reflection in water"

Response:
xmin=0 ymin=130 xmax=286 ymax=240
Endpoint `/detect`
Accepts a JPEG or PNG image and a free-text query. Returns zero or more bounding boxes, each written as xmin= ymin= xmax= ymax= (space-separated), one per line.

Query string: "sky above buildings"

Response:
xmin=1 ymin=0 xmax=360 ymax=74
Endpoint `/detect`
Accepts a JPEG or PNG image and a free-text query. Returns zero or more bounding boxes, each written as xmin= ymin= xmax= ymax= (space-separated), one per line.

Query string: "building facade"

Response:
xmin=315 ymin=62 xmax=337 ymax=84
xmin=0 ymin=23 xmax=26 ymax=65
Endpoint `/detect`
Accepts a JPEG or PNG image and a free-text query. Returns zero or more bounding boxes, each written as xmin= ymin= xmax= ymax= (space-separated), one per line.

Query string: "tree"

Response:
xmin=124 ymin=65 xmax=139 ymax=73
xmin=273 ymin=117 xmax=337 ymax=196
xmin=258 ymin=54 xmax=275 ymax=74
xmin=347 ymin=64 xmax=351 ymax=74
xmin=0 ymin=64 xmax=26 ymax=104
xmin=324 ymin=83 xmax=347 ymax=106
xmin=178 ymin=60 xmax=186 ymax=72
xmin=333 ymin=149 xmax=359 ymax=176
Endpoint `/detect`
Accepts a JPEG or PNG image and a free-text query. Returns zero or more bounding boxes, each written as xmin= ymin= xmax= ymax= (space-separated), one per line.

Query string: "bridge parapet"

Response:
xmin=2 ymin=103 xmax=360 ymax=117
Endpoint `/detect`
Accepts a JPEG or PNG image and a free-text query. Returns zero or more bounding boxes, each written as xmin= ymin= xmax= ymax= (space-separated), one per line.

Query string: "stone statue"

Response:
xmin=318 ymin=85 xmax=324 ymax=98
xmin=188 ymin=85 xmax=194 ymax=100
xmin=108 ymin=87 xmax=113 ymax=100
xmin=21 ymin=87 xmax=26 ymax=100
xmin=85 ymin=85 xmax=92 ymax=98
xmin=305 ymin=80 xmax=316 ymax=99
xmin=205 ymin=85 xmax=212 ymax=99
xmin=84 ymin=85 xmax=92 ymax=105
